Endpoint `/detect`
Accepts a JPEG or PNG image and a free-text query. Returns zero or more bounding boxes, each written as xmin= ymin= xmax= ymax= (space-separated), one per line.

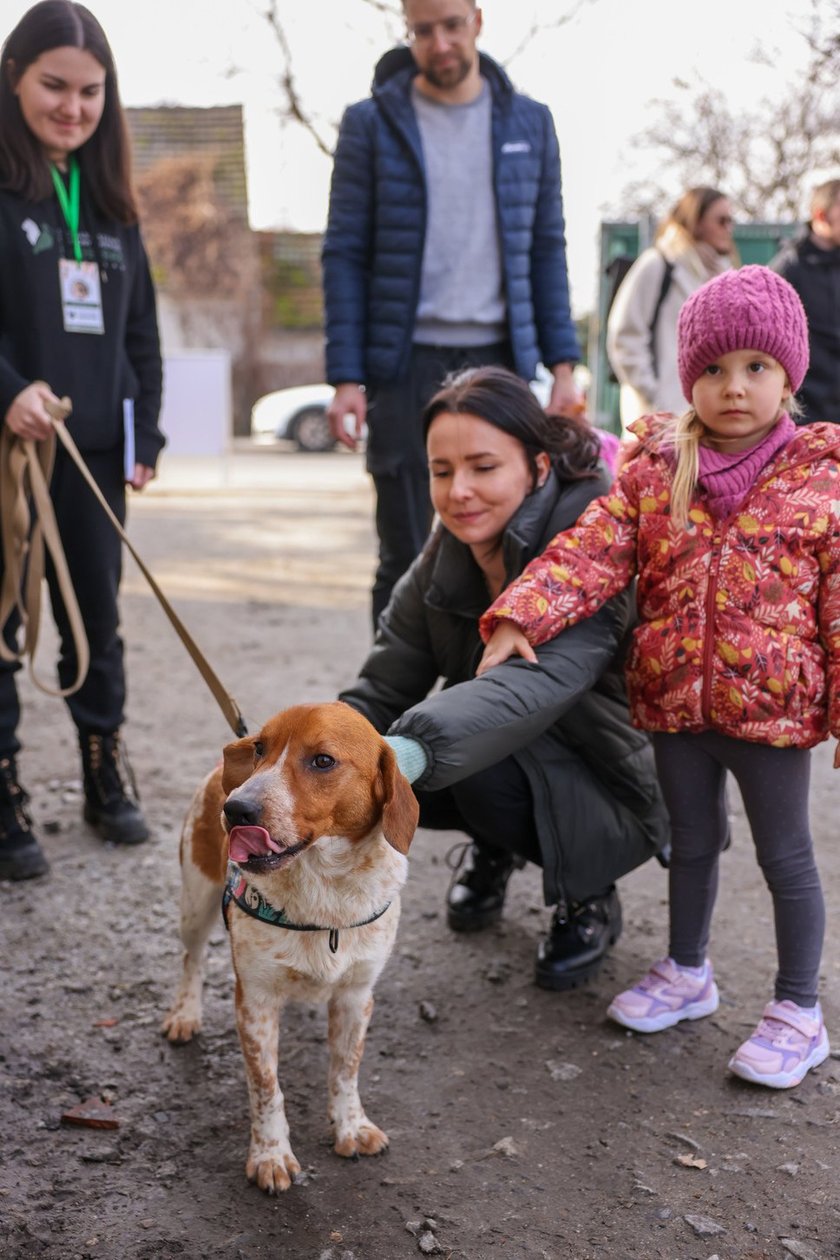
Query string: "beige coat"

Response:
xmin=606 ymin=226 xmax=731 ymax=432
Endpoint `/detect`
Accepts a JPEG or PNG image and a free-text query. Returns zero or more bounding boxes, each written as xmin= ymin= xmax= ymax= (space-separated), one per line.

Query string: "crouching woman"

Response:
xmin=340 ymin=366 xmax=669 ymax=990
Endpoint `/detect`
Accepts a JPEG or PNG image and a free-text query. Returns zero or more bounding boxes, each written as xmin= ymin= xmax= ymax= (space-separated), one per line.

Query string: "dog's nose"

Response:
xmin=224 ymin=796 xmax=263 ymax=827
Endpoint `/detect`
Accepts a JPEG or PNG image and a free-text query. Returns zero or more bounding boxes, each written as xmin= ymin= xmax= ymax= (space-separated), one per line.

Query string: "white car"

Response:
xmin=251 ymin=365 xmax=591 ymax=453
xmin=250 ymin=384 xmax=338 ymax=452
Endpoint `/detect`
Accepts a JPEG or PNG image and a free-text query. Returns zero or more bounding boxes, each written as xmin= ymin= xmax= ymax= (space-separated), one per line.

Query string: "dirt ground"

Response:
xmin=1 ymin=447 xmax=838 ymax=1260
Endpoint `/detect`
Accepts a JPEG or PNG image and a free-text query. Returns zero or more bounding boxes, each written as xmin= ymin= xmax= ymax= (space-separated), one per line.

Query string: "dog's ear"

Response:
xmin=376 ymin=742 xmax=419 ymax=855
xmin=222 ymin=736 xmax=256 ymax=794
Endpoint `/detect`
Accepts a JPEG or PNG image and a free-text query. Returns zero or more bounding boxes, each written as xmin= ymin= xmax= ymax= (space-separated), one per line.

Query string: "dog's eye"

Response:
xmin=253 ymin=741 xmax=265 ymax=759
xmin=311 ymin=753 xmax=336 ymax=771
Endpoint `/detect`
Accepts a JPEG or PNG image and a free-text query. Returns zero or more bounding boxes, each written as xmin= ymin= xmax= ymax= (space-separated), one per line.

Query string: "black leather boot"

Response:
xmin=0 ymin=757 xmax=49 ymax=881
xmin=81 ymin=731 xmax=149 ymax=845
xmin=446 ymin=843 xmax=523 ymax=932
xmin=535 ymin=887 xmax=622 ymax=991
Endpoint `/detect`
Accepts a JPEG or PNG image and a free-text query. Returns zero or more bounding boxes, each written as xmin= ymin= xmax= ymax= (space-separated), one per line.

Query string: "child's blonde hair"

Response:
xmin=668 ymin=409 xmax=704 ymax=527
xmin=669 ymin=392 xmax=803 ymax=527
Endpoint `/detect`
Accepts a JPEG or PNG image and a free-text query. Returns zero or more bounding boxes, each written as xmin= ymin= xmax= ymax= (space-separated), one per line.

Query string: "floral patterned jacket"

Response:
xmin=480 ymin=416 xmax=840 ymax=748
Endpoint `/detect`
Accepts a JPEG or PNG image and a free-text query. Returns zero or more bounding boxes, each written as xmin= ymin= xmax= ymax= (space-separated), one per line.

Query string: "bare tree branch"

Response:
xmin=502 ymin=0 xmax=595 ymax=69
xmin=357 ymin=0 xmax=401 ymax=14
xmin=618 ymin=0 xmax=840 ymax=223
xmin=263 ymin=1 xmax=335 ymax=158
xmin=798 ymin=0 xmax=840 ymax=76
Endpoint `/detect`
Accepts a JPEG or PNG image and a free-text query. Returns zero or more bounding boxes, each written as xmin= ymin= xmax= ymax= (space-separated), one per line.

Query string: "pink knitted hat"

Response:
xmin=677 ymin=265 xmax=809 ymax=402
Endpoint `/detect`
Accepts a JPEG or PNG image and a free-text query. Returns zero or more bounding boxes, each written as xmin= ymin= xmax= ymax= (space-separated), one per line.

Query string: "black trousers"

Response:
xmin=416 ymin=755 xmax=542 ymax=867
xmin=0 ymin=445 xmax=126 ymax=757
xmin=417 ymin=754 xmax=620 ymax=908
xmin=366 ymin=340 xmax=515 ymax=625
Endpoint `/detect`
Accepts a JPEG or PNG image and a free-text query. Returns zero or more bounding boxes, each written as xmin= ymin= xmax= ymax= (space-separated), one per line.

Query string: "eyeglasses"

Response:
xmin=407 ymin=13 xmax=476 ymax=43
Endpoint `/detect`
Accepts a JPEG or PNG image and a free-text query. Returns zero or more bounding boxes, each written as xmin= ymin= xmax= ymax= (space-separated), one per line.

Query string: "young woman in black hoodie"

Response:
xmin=0 ymin=1 xmax=164 ymax=879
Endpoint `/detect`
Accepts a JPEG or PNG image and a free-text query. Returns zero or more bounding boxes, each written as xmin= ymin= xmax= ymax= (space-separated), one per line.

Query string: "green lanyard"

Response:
xmin=49 ymin=156 xmax=82 ymax=263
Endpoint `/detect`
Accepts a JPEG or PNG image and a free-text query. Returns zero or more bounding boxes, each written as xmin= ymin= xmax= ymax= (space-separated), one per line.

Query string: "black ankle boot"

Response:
xmin=81 ymin=731 xmax=149 ymax=846
xmin=535 ymin=887 xmax=623 ymax=991
xmin=0 ymin=757 xmax=49 ymax=881
xmin=446 ymin=843 xmax=523 ymax=933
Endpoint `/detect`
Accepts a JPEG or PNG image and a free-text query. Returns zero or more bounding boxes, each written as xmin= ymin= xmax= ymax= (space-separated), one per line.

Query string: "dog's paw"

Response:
xmin=246 ymin=1149 xmax=302 ymax=1194
xmin=161 ymin=1008 xmax=201 ymax=1044
xmin=334 ymin=1121 xmax=389 ymax=1159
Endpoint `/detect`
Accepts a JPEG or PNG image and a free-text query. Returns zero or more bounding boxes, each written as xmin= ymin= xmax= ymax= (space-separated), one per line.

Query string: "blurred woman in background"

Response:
xmin=607 ymin=186 xmax=736 ymax=431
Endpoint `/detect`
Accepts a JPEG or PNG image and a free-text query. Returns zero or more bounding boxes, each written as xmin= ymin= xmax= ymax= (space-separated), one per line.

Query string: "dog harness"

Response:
xmin=222 ymin=862 xmax=392 ymax=954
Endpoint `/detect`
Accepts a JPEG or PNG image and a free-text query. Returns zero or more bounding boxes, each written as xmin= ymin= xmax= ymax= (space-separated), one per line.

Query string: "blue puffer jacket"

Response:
xmin=322 ymin=48 xmax=580 ymax=387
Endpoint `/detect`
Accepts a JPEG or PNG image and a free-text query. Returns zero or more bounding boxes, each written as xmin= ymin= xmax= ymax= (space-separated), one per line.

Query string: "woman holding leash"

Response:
xmin=0 ymin=1 xmax=164 ymax=880
xmin=341 ymin=366 xmax=669 ymax=992
xmin=480 ymin=267 xmax=839 ymax=1088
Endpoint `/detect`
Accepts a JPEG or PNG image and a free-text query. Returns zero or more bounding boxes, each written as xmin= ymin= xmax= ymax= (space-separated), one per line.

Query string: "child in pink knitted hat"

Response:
xmin=476 ymin=265 xmax=840 ymax=1089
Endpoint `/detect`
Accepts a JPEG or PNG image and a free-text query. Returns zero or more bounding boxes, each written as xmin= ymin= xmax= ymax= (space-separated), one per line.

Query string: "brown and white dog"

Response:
xmin=162 ymin=702 xmax=418 ymax=1194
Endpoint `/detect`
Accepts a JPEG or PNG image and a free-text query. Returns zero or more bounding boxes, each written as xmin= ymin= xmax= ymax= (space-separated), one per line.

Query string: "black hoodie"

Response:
xmin=0 ymin=183 xmax=164 ymax=467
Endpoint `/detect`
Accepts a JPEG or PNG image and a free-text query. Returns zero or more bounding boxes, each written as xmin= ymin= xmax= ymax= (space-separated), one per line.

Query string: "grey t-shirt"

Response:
xmin=412 ymin=82 xmax=507 ymax=347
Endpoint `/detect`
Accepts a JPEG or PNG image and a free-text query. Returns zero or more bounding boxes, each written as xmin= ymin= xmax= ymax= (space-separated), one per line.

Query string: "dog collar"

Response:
xmin=222 ymin=862 xmax=392 ymax=954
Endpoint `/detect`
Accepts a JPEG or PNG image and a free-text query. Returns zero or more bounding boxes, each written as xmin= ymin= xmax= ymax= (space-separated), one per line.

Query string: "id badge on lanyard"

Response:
xmin=51 ymin=157 xmax=105 ymax=336
xmin=59 ymin=258 xmax=104 ymax=333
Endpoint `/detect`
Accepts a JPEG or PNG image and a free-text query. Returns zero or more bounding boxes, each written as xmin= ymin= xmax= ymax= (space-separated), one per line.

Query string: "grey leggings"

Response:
xmin=653 ymin=731 xmax=824 ymax=1007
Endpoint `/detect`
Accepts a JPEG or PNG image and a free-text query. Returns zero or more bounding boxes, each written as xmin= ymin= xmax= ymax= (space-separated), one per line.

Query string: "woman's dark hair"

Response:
xmin=0 ymin=1 xmax=137 ymax=222
xmin=423 ymin=365 xmax=601 ymax=485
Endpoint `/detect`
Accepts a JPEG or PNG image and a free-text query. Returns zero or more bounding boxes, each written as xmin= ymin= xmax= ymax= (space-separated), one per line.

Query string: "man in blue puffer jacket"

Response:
xmin=323 ymin=0 xmax=580 ymax=623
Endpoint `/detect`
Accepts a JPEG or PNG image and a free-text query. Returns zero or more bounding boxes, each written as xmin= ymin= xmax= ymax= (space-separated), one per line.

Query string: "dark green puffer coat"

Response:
xmin=340 ymin=467 xmax=670 ymax=906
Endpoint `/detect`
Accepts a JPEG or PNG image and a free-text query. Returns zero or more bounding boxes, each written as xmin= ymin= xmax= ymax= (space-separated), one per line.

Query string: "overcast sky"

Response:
xmin=2 ymin=0 xmax=817 ymax=313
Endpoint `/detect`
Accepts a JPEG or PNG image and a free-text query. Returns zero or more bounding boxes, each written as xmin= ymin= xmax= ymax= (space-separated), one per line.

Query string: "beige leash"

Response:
xmin=0 ymin=395 xmax=247 ymax=737
xmin=0 ymin=399 xmax=89 ymax=696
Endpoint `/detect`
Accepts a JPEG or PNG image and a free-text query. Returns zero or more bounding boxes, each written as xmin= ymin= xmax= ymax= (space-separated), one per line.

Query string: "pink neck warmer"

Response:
xmin=697 ymin=413 xmax=795 ymax=519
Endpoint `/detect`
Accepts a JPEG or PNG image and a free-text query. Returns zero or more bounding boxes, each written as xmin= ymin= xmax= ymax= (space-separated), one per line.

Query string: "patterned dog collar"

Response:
xmin=222 ymin=862 xmax=392 ymax=954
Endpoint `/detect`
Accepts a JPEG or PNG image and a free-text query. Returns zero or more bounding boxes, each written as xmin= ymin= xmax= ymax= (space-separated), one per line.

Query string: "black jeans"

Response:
xmin=366 ymin=340 xmax=515 ymax=625
xmin=416 ymin=755 xmax=542 ymax=867
xmin=0 ymin=445 xmax=126 ymax=756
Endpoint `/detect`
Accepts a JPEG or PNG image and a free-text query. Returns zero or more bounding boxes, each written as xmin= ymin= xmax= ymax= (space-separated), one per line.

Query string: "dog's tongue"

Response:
xmin=228 ymin=825 xmax=278 ymax=863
